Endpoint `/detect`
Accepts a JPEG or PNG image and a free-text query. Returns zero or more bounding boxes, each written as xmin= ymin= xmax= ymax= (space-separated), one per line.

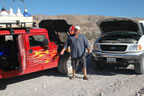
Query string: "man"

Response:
xmin=60 ymin=26 xmax=90 ymax=80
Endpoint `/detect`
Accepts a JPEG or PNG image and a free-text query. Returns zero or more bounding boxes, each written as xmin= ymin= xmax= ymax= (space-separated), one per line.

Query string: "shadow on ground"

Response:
xmin=0 ymin=68 xmax=66 ymax=90
xmin=86 ymin=54 xmax=136 ymax=76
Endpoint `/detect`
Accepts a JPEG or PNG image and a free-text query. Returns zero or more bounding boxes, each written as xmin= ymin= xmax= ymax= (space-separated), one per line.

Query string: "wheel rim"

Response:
xmin=66 ymin=56 xmax=72 ymax=75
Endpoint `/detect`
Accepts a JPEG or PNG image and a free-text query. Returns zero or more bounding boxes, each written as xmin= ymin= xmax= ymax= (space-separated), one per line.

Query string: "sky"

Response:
xmin=0 ymin=0 xmax=144 ymax=17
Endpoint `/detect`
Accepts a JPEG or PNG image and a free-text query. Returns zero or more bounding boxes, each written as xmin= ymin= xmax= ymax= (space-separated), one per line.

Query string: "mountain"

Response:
xmin=33 ymin=15 xmax=144 ymax=40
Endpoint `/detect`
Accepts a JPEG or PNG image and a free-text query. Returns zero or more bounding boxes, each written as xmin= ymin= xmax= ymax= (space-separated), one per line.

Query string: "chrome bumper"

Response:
xmin=92 ymin=50 xmax=144 ymax=60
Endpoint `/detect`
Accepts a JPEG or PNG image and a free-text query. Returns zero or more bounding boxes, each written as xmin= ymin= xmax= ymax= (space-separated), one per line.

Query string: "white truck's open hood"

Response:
xmin=97 ymin=17 xmax=141 ymax=34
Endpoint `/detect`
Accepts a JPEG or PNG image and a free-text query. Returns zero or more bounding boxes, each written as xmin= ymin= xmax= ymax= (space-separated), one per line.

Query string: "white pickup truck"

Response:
xmin=92 ymin=17 xmax=144 ymax=74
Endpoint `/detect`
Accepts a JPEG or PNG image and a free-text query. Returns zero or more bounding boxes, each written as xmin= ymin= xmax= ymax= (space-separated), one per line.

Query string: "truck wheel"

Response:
xmin=91 ymin=56 xmax=98 ymax=69
xmin=58 ymin=52 xmax=72 ymax=75
xmin=134 ymin=55 xmax=144 ymax=74
xmin=97 ymin=63 xmax=105 ymax=69
xmin=0 ymin=79 xmax=7 ymax=89
xmin=91 ymin=56 xmax=105 ymax=69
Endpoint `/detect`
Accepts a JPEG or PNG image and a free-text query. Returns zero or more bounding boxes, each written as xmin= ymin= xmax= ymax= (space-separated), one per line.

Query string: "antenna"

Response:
xmin=16 ymin=0 xmax=23 ymax=9
xmin=10 ymin=0 xmax=15 ymax=7
xmin=1 ymin=0 xmax=4 ymax=8
xmin=20 ymin=0 xmax=27 ymax=9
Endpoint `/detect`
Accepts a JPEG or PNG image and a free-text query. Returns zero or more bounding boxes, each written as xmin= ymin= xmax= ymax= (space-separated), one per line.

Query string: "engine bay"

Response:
xmin=98 ymin=31 xmax=141 ymax=43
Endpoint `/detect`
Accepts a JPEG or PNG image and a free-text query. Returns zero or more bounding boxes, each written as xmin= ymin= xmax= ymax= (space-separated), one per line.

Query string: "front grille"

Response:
xmin=100 ymin=45 xmax=127 ymax=51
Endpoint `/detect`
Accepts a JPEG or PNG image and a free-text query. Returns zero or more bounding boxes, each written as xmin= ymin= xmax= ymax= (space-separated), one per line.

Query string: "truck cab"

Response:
xmin=0 ymin=16 xmax=74 ymax=79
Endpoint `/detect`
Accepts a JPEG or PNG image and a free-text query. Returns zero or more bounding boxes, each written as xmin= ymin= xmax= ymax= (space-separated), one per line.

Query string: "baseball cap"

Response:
xmin=75 ymin=26 xmax=80 ymax=30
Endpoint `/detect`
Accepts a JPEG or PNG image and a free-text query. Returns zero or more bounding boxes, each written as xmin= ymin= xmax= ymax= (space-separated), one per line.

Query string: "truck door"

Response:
xmin=25 ymin=33 xmax=58 ymax=67
xmin=18 ymin=35 xmax=26 ymax=73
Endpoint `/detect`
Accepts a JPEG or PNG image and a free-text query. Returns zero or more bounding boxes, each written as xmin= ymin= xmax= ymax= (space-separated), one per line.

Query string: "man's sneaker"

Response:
xmin=83 ymin=76 xmax=88 ymax=80
xmin=70 ymin=76 xmax=75 ymax=80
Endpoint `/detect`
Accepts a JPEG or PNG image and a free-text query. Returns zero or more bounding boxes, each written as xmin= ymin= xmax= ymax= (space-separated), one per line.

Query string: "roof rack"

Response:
xmin=0 ymin=17 xmax=37 ymax=34
xmin=0 ymin=21 xmax=36 ymax=28
xmin=0 ymin=16 xmax=35 ymax=28
xmin=0 ymin=21 xmax=36 ymax=34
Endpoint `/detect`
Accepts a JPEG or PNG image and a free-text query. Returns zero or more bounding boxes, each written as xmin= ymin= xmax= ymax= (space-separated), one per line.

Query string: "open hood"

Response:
xmin=97 ymin=18 xmax=140 ymax=34
xmin=39 ymin=19 xmax=72 ymax=44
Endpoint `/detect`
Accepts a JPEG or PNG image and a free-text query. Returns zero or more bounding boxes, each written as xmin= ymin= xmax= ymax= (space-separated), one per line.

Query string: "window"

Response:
xmin=29 ymin=35 xmax=46 ymax=47
xmin=140 ymin=23 xmax=144 ymax=34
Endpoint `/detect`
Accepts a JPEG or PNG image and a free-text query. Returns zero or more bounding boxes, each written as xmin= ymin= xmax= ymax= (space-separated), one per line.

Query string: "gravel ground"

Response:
xmin=0 ymin=55 xmax=144 ymax=96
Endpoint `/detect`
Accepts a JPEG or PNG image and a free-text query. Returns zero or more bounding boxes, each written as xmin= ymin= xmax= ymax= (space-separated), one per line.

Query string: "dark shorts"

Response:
xmin=71 ymin=56 xmax=86 ymax=69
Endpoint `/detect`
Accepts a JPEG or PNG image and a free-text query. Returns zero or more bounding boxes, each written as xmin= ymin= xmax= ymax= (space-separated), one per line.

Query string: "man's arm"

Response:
xmin=60 ymin=38 xmax=70 ymax=55
xmin=83 ymin=35 xmax=91 ymax=54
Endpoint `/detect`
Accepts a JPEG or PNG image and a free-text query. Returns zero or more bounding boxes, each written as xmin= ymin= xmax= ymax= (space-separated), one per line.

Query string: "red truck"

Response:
xmin=0 ymin=18 xmax=73 ymax=79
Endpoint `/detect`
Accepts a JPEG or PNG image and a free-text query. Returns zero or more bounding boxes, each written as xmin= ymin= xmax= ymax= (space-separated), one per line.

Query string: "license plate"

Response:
xmin=107 ymin=58 xmax=116 ymax=63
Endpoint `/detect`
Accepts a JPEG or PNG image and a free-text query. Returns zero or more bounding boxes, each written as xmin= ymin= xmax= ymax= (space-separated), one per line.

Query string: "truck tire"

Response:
xmin=134 ymin=55 xmax=144 ymax=74
xmin=91 ymin=56 xmax=106 ymax=69
xmin=58 ymin=52 xmax=72 ymax=75
xmin=91 ymin=56 xmax=98 ymax=69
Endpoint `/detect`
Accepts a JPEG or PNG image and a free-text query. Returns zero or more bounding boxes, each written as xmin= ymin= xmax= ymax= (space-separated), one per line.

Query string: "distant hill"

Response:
xmin=33 ymin=15 xmax=144 ymax=40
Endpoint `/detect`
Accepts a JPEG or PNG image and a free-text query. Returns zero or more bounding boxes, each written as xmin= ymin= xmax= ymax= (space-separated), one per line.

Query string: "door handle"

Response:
xmin=29 ymin=49 xmax=33 ymax=54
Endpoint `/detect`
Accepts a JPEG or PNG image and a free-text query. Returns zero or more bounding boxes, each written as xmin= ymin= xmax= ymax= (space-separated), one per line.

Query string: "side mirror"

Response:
xmin=42 ymin=39 xmax=49 ymax=50
xmin=44 ymin=39 xmax=48 ymax=45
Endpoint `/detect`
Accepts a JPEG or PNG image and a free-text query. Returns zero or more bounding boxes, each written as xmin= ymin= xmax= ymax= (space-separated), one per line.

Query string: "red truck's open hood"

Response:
xmin=97 ymin=17 xmax=140 ymax=34
xmin=39 ymin=19 xmax=72 ymax=44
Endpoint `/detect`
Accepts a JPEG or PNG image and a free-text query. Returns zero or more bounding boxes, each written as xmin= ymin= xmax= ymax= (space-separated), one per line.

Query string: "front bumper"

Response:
xmin=92 ymin=50 xmax=144 ymax=64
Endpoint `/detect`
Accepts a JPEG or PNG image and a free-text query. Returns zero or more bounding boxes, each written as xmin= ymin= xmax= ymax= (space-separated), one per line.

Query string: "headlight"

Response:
xmin=128 ymin=44 xmax=142 ymax=51
xmin=93 ymin=44 xmax=99 ymax=50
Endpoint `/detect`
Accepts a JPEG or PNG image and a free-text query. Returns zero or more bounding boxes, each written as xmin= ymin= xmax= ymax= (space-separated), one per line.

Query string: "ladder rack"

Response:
xmin=0 ymin=16 xmax=35 ymax=28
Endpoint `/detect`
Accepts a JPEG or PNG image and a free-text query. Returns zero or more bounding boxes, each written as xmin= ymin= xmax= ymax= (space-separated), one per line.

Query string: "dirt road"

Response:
xmin=0 ymin=55 xmax=144 ymax=96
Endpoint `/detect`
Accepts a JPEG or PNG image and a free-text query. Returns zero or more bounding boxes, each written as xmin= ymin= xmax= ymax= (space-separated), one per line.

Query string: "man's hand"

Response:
xmin=87 ymin=48 xmax=91 ymax=55
xmin=60 ymin=48 xmax=66 ymax=55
